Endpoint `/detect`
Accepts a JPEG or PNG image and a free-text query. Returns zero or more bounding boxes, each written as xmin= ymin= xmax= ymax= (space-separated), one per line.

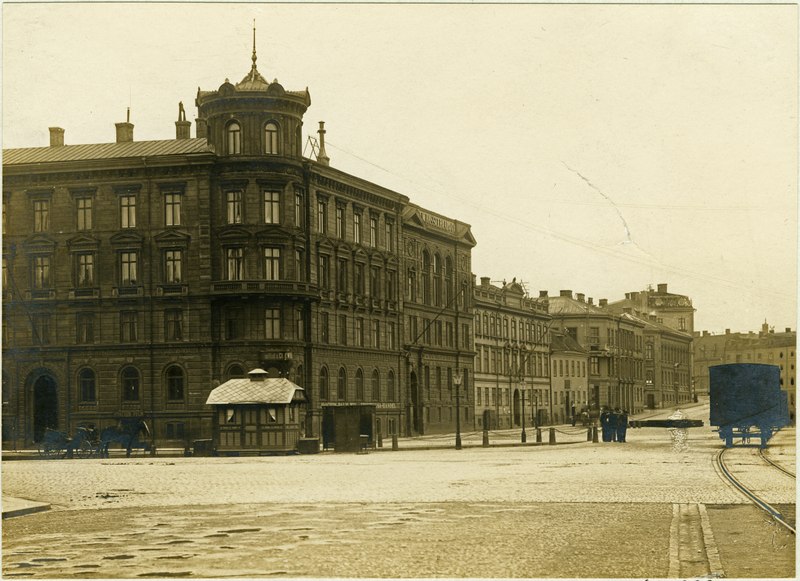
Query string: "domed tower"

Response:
xmin=195 ymin=28 xmax=310 ymax=158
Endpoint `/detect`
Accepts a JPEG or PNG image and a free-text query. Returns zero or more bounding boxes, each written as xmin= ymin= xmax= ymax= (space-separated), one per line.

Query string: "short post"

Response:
xmin=549 ymin=427 xmax=556 ymax=445
xmin=587 ymin=427 xmax=592 ymax=441
xmin=482 ymin=428 xmax=490 ymax=447
xmin=392 ymin=433 xmax=399 ymax=451
xmin=592 ymin=426 xmax=599 ymax=443
xmin=378 ymin=433 xmax=383 ymax=448
xmin=536 ymin=427 xmax=542 ymax=443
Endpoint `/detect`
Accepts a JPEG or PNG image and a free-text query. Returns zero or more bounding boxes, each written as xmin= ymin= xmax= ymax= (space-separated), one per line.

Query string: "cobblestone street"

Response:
xmin=2 ymin=407 xmax=795 ymax=578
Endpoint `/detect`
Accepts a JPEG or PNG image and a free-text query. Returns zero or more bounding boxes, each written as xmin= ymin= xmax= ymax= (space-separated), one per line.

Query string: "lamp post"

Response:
xmin=520 ymin=377 xmax=527 ymax=443
xmin=454 ymin=370 xmax=463 ymax=450
xmin=534 ymin=389 xmax=539 ymax=429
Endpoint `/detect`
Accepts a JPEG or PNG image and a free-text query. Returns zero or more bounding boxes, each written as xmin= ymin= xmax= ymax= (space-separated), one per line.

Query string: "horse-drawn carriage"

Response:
xmin=37 ymin=418 xmax=151 ymax=459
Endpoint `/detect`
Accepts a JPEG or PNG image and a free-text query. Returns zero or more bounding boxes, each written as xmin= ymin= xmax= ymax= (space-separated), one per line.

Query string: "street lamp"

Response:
xmin=453 ymin=370 xmax=463 ymax=450
xmin=520 ymin=377 xmax=527 ymax=443
xmin=534 ymin=389 xmax=539 ymax=429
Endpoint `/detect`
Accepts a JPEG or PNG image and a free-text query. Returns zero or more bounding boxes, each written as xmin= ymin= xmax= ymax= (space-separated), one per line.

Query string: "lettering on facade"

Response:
xmin=322 ymin=402 xmax=398 ymax=409
xmin=261 ymin=351 xmax=293 ymax=360
xmin=418 ymin=210 xmax=456 ymax=234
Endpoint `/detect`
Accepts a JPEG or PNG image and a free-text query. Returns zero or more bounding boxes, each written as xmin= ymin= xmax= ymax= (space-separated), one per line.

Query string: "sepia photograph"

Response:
xmin=1 ymin=1 xmax=797 ymax=579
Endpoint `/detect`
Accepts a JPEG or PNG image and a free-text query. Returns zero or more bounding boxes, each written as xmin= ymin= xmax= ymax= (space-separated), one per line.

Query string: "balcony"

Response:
xmin=69 ymin=288 xmax=101 ymax=299
xmin=27 ymin=289 xmax=56 ymax=300
xmin=211 ymin=280 xmax=319 ymax=299
xmin=157 ymin=284 xmax=188 ymax=296
xmin=113 ymin=286 xmax=143 ymax=298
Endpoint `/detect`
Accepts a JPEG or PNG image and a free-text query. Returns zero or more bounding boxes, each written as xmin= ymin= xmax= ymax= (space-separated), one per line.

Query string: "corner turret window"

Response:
xmin=265 ymin=122 xmax=279 ymax=155
xmin=227 ymin=122 xmax=242 ymax=155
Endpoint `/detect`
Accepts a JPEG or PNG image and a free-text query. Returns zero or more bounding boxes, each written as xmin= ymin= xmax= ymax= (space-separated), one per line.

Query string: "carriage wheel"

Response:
xmin=40 ymin=444 xmax=61 ymax=459
xmin=76 ymin=440 xmax=94 ymax=459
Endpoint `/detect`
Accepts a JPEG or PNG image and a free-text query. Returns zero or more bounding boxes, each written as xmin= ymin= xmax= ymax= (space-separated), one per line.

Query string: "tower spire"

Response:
xmin=251 ymin=19 xmax=257 ymax=72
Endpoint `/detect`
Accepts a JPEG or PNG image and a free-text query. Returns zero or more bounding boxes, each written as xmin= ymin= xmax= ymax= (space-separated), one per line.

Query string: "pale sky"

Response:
xmin=3 ymin=2 xmax=797 ymax=334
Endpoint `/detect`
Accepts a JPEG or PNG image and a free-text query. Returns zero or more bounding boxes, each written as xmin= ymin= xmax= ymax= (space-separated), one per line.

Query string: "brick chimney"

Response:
xmin=480 ymin=277 xmax=491 ymax=288
xmin=576 ymin=293 xmax=585 ymax=302
xmin=539 ymin=290 xmax=548 ymax=298
xmin=599 ymin=299 xmax=608 ymax=307
xmin=560 ymin=290 xmax=572 ymax=298
xmin=587 ymin=297 xmax=593 ymax=305
xmin=175 ymin=101 xmax=191 ymax=140
xmin=317 ymin=121 xmax=330 ymax=166
xmin=115 ymin=108 xmax=134 ymax=143
xmin=49 ymin=127 xmax=65 ymax=147
xmin=657 ymin=283 xmax=668 ymax=293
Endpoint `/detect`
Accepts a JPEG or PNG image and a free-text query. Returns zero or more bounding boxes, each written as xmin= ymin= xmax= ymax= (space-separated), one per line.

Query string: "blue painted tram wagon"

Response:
xmin=709 ymin=363 xmax=789 ymax=448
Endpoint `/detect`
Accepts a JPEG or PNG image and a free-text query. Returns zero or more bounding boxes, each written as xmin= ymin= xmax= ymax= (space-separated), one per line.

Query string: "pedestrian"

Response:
xmin=571 ymin=405 xmax=577 ymax=427
xmin=617 ymin=409 xmax=629 ymax=443
xmin=608 ymin=409 xmax=618 ymax=442
xmin=600 ymin=408 xmax=611 ymax=442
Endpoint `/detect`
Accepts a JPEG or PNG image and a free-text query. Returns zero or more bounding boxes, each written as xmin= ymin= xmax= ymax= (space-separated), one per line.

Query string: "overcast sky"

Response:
xmin=3 ymin=2 xmax=797 ymax=334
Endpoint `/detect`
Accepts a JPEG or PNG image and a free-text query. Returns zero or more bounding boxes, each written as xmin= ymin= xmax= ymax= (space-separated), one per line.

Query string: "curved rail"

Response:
xmin=758 ymin=448 xmax=796 ymax=479
xmin=715 ymin=448 xmax=795 ymax=535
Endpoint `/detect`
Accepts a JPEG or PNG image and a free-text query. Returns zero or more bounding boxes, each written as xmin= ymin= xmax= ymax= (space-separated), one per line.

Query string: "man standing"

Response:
xmin=600 ymin=408 xmax=611 ymax=442
xmin=617 ymin=409 xmax=629 ymax=443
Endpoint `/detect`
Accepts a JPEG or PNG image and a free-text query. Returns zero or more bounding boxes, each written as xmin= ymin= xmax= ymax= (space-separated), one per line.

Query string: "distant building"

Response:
xmin=693 ymin=322 xmax=796 ymax=423
xmin=549 ymin=329 xmax=589 ymax=424
xmin=472 ymin=277 xmax=551 ymax=429
xmin=607 ymin=283 xmax=695 ymax=335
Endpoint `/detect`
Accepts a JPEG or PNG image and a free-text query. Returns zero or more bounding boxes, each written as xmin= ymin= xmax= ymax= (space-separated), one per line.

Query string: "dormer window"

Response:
xmin=264 ymin=122 xmax=279 ymax=155
xmin=227 ymin=121 xmax=242 ymax=155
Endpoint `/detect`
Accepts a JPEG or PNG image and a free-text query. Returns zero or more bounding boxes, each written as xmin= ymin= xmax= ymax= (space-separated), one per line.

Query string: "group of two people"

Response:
xmin=600 ymin=408 xmax=629 ymax=443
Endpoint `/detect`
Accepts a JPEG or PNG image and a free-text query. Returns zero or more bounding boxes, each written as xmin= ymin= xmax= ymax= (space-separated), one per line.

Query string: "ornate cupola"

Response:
xmin=195 ymin=24 xmax=311 ymax=158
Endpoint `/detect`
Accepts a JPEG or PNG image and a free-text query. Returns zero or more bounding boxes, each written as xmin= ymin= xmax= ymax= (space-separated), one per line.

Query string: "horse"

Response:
xmin=99 ymin=418 xmax=151 ymax=458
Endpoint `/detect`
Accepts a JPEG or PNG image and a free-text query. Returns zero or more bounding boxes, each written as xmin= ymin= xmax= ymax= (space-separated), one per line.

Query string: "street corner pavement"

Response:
xmin=2 ymin=496 xmax=51 ymax=519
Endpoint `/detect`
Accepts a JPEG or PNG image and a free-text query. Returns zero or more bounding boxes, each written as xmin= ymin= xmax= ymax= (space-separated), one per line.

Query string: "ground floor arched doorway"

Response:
xmin=33 ymin=375 xmax=58 ymax=442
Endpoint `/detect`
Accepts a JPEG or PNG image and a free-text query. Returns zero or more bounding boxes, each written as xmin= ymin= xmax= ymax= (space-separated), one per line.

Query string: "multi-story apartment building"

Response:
xmin=608 ymin=283 xmax=695 ymax=335
xmin=543 ymin=290 xmax=645 ymax=414
xmin=472 ymin=278 xmax=551 ymax=429
xmin=1 ymin=45 xmax=475 ymax=448
xmin=549 ymin=329 xmax=589 ymax=424
xmin=693 ymin=323 xmax=796 ymax=423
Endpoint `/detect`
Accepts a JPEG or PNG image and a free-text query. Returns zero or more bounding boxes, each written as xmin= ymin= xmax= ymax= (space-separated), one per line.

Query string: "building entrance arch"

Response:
xmin=33 ymin=375 xmax=58 ymax=442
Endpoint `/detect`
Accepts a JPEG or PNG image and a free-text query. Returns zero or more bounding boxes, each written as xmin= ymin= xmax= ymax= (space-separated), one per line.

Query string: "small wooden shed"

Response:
xmin=206 ymin=369 xmax=307 ymax=455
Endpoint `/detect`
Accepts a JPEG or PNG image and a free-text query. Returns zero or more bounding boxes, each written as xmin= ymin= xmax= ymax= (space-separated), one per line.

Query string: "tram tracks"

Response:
xmin=714 ymin=447 xmax=795 ymax=535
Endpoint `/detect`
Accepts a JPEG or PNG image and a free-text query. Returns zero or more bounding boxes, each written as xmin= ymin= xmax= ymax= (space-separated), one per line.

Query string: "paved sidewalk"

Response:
xmin=2 ymin=496 xmax=50 ymax=519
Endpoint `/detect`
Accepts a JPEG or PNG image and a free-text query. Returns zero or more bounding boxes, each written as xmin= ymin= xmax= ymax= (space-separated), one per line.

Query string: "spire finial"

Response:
xmin=251 ymin=19 xmax=257 ymax=70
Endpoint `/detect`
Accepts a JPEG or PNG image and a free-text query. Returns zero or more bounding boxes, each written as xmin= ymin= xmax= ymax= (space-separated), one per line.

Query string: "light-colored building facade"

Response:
xmin=472 ymin=278 xmax=551 ymax=429
xmin=549 ymin=330 xmax=589 ymax=424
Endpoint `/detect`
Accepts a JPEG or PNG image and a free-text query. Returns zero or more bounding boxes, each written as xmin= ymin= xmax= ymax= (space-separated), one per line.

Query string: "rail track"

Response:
xmin=758 ymin=448 xmax=796 ymax=480
xmin=714 ymin=447 xmax=795 ymax=535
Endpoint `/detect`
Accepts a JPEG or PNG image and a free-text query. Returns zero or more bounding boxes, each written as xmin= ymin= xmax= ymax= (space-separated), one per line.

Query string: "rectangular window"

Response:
xmin=226 ymin=191 xmax=243 ymax=224
xmin=446 ymin=322 xmax=454 ymax=347
xmin=321 ymin=312 xmax=330 ymax=344
xmin=355 ymin=318 xmax=365 ymax=347
xmin=76 ymin=254 xmax=94 ymax=287
xmin=317 ymin=199 xmax=328 ymax=234
xmin=590 ymin=357 xmax=599 ymax=375
xmin=165 ymin=309 xmax=184 ymax=341
xmin=461 ymin=324 xmax=470 ymax=349
xmin=265 ymin=307 xmax=281 ymax=339
xmin=120 ymin=252 xmax=138 ymax=285
xmin=370 ymin=216 xmax=378 ymax=247
xmin=33 ymin=199 xmax=50 ymax=232
xmin=165 ymin=193 xmax=182 ymax=226
xmin=386 ymin=270 xmax=396 ymax=300
xmin=372 ymin=320 xmax=380 ymax=348
xmin=336 ymin=206 xmax=344 ymax=238
xmin=295 ymin=193 xmax=303 ymax=228
xmin=385 ymin=221 xmax=395 ymax=252
xmin=121 ymin=311 xmax=138 ymax=342
xmin=120 ymin=195 xmax=136 ymax=228
xmin=226 ymin=247 xmax=244 ymax=281
xmin=296 ymin=309 xmax=306 ymax=341
xmin=76 ymin=197 xmax=92 ymax=231
xmin=164 ymin=250 xmax=182 ymax=283
xmin=388 ymin=321 xmax=396 ymax=350
xmin=423 ymin=318 xmax=431 ymax=344
xmin=264 ymin=247 xmax=281 ymax=280
xmin=435 ymin=321 xmax=443 ymax=346
xmin=33 ymin=314 xmax=51 ymax=345
xmin=76 ymin=313 xmax=95 ymax=344
xmin=337 ymin=259 xmax=348 ymax=293
xmin=264 ymin=191 xmax=280 ymax=224
xmin=319 ymin=255 xmax=330 ymax=289
xmin=353 ymin=212 xmax=361 ymax=244
xmin=294 ymin=249 xmax=304 ymax=281
xmin=338 ymin=314 xmax=347 ymax=345
xmin=226 ymin=308 xmax=243 ymax=340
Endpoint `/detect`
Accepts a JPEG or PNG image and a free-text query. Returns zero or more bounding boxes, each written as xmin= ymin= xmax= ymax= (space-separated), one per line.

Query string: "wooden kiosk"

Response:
xmin=206 ymin=369 xmax=307 ymax=455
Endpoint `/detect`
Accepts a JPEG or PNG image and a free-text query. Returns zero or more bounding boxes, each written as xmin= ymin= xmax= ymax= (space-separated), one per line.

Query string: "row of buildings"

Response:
xmin=4 ymin=41 xmax=787 ymax=450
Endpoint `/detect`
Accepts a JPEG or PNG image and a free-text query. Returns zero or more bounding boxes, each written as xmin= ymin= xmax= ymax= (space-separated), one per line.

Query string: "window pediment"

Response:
xmin=23 ymin=233 xmax=57 ymax=251
xmin=255 ymin=226 xmax=293 ymax=241
xmin=154 ymin=230 xmax=191 ymax=246
xmin=218 ymin=226 xmax=253 ymax=241
xmin=67 ymin=234 xmax=101 ymax=250
xmin=110 ymin=231 xmax=145 ymax=247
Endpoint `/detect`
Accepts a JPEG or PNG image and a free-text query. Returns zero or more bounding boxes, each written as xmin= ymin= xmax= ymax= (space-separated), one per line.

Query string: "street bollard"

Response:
xmin=592 ymin=426 xmax=599 ymax=443
xmin=587 ymin=427 xmax=592 ymax=441
xmin=549 ymin=427 xmax=556 ymax=445
xmin=391 ymin=433 xmax=399 ymax=451
xmin=482 ymin=429 xmax=490 ymax=447
xmin=536 ymin=428 xmax=542 ymax=443
xmin=378 ymin=433 xmax=383 ymax=448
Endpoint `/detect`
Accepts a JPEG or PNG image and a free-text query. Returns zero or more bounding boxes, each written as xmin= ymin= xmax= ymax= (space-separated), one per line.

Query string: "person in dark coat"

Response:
xmin=600 ymin=408 xmax=612 ymax=442
xmin=608 ymin=409 xmax=618 ymax=442
xmin=617 ymin=409 xmax=629 ymax=443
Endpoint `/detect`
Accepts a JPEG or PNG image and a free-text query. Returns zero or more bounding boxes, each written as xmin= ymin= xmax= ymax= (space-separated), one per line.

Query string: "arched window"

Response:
xmin=407 ymin=268 xmax=417 ymax=302
xmin=422 ymin=251 xmax=431 ymax=305
xmin=227 ymin=364 xmax=245 ymax=379
xmin=121 ymin=366 xmax=140 ymax=401
xmin=433 ymin=253 xmax=442 ymax=306
xmin=264 ymin=122 xmax=279 ymax=155
xmin=319 ymin=367 xmax=329 ymax=401
xmin=78 ymin=368 xmax=96 ymax=402
xmin=295 ymin=364 xmax=304 ymax=387
xmin=445 ymin=256 xmax=453 ymax=305
xmin=166 ymin=365 xmax=185 ymax=401
xmin=371 ymin=369 xmax=380 ymax=401
xmin=227 ymin=121 xmax=241 ymax=155
xmin=355 ymin=368 xmax=364 ymax=400
xmin=387 ymin=370 xmax=396 ymax=401
xmin=337 ymin=367 xmax=347 ymax=401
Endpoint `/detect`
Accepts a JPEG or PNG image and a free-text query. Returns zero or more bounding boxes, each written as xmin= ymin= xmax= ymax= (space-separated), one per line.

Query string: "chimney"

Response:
xmin=115 ymin=108 xmax=134 ymax=143
xmin=599 ymin=299 xmax=608 ymax=307
xmin=248 ymin=368 xmax=269 ymax=382
xmin=539 ymin=290 xmax=548 ymax=298
xmin=175 ymin=101 xmax=191 ymax=140
xmin=195 ymin=117 xmax=207 ymax=139
xmin=786 ymin=327 xmax=792 ymax=333
xmin=703 ymin=330 xmax=709 ymax=336
xmin=576 ymin=293 xmax=585 ymax=302
xmin=49 ymin=127 xmax=65 ymax=147
xmin=623 ymin=307 xmax=632 ymax=314
xmin=657 ymin=283 xmax=668 ymax=294
xmin=480 ymin=277 xmax=491 ymax=288
xmin=587 ymin=297 xmax=594 ymax=305
xmin=559 ymin=290 xmax=572 ymax=298
xmin=725 ymin=328 xmax=731 ymax=334
xmin=625 ymin=293 xmax=631 ymax=300
xmin=631 ymin=291 xmax=639 ymax=301
xmin=317 ymin=121 xmax=330 ymax=166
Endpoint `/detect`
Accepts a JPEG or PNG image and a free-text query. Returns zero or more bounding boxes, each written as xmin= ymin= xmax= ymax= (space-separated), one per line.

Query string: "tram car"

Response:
xmin=709 ymin=363 xmax=789 ymax=448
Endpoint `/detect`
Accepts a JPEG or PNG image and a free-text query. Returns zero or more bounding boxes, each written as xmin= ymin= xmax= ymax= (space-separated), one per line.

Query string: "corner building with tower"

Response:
xmin=1 ymin=45 xmax=476 ymax=450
